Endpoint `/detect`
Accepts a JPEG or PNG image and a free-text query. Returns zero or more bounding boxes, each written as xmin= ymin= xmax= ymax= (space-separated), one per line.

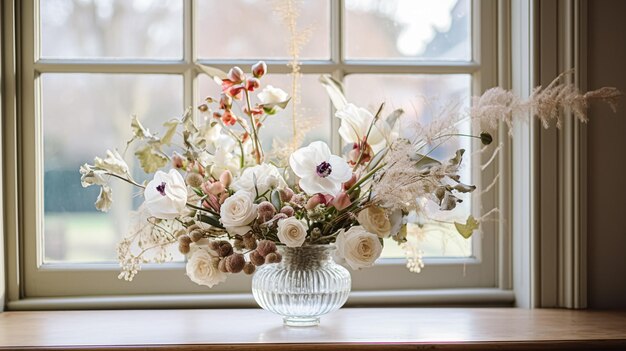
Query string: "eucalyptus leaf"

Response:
xmin=319 ymin=75 xmax=348 ymax=110
xmin=270 ymin=189 xmax=282 ymax=210
xmin=454 ymin=215 xmax=479 ymax=239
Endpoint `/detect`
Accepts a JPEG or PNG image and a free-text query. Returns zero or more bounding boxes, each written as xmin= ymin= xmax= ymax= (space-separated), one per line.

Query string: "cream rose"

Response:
xmin=144 ymin=169 xmax=188 ymax=220
xmin=231 ymin=163 xmax=287 ymax=195
xmin=277 ymin=217 xmax=308 ymax=247
xmin=357 ymin=206 xmax=392 ymax=238
xmin=220 ymin=190 xmax=258 ymax=235
xmin=334 ymin=226 xmax=383 ymax=270
xmin=186 ymin=247 xmax=227 ymax=288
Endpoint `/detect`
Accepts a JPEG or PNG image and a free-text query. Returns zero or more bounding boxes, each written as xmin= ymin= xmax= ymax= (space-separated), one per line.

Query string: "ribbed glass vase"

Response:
xmin=251 ymin=245 xmax=351 ymax=327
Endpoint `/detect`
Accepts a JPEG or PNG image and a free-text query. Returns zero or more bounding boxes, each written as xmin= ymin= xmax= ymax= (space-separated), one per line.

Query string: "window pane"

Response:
xmin=195 ymin=0 xmax=330 ymax=60
xmin=197 ymin=74 xmax=331 ymax=150
xmin=42 ymin=74 xmax=184 ymax=263
xmin=40 ymin=0 xmax=183 ymax=59
xmin=344 ymin=0 xmax=471 ymax=61
xmin=344 ymin=74 xmax=472 ymax=258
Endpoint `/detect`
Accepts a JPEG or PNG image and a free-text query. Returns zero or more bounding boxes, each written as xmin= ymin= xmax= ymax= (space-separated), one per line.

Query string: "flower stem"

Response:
xmin=243 ymin=88 xmax=263 ymax=164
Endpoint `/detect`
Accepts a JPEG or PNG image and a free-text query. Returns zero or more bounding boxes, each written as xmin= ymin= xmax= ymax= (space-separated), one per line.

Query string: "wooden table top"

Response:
xmin=0 ymin=308 xmax=625 ymax=350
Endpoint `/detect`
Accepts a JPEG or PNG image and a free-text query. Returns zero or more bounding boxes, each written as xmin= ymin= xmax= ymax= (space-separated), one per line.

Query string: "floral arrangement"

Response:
xmin=80 ymin=60 xmax=619 ymax=289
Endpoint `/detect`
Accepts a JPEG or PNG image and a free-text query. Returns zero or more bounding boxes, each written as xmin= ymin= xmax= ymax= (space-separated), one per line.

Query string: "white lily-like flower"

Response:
xmin=143 ymin=169 xmax=188 ymax=220
xmin=289 ymin=141 xmax=352 ymax=196
xmin=335 ymin=103 xmax=392 ymax=152
xmin=257 ymin=85 xmax=289 ymax=105
xmin=94 ymin=149 xmax=129 ymax=176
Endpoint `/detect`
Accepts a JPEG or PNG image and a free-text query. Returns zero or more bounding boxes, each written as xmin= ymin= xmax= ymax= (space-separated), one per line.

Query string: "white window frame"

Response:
xmin=3 ymin=0 xmax=515 ymax=309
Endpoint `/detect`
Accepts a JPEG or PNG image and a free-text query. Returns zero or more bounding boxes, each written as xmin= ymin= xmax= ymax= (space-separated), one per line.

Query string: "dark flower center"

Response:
xmin=316 ymin=161 xmax=332 ymax=178
xmin=156 ymin=182 xmax=167 ymax=196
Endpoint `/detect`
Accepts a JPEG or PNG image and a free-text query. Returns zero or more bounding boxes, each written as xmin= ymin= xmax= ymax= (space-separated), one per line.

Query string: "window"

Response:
xmin=11 ymin=0 xmax=505 ymax=304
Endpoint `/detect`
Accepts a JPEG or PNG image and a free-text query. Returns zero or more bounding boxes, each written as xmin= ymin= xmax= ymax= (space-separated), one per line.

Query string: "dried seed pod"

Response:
xmin=243 ymin=262 xmax=256 ymax=275
xmin=225 ymin=253 xmax=245 ymax=273
xmin=208 ymin=240 xmax=220 ymax=251
xmin=218 ymin=259 xmax=229 ymax=273
xmin=178 ymin=243 xmax=190 ymax=255
xmin=243 ymin=234 xmax=257 ymax=250
xmin=173 ymin=229 xmax=187 ymax=238
xmin=274 ymin=252 xmax=282 ymax=263
xmin=178 ymin=235 xmax=192 ymax=246
xmin=189 ymin=229 xmax=204 ymax=242
xmin=217 ymin=241 xmax=233 ymax=257
xmin=256 ymin=240 xmax=277 ymax=257
xmin=280 ymin=205 xmax=295 ymax=217
xmin=233 ymin=238 xmax=245 ymax=250
xmin=185 ymin=173 xmax=204 ymax=188
xmin=250 ymin=251 xmax=265 ymax=266
xmin=265 ymin=252 xmax=279 ymax=264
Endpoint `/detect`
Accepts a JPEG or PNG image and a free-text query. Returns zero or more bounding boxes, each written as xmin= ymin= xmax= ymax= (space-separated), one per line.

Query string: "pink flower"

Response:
xmin=331 ymin=192 xmax=351 ymax=211
xmin=245 ymin=78 xmax=260 ymax=92
xmin=252 ymin=61 xmax=267 ymax=78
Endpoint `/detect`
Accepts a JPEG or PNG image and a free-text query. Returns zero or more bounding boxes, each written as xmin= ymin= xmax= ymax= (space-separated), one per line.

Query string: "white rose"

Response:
xmin=277 ymin=217 xmax=308 ymax=247
xmin=334 ymin=226 xmax=383 ymax=270
xmin=186 ymin=247 xmax=227 ymax=288
xmin=143 ymin=169 xmax=188 ymax=220
xmin=357 ymin=206 xmax=392 ymax=238
xmin=257 ymin=85 xmax=289 ymax=105
xmin=220 ymin=190 xmax=258 ymax=235
xmin=231 ymin=163 xmax=287 ymax=196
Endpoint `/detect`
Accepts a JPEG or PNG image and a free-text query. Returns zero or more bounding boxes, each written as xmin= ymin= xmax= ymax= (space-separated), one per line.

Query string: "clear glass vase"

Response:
xmin=251 ymin=245 xmax=351 ymax=327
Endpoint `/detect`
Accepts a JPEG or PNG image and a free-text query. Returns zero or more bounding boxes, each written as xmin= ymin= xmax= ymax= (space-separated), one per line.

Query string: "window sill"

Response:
xmin=7 ymin=288 xmax=515 ymax=310
xmin=0 ymin=308 xmax=625 ymax=350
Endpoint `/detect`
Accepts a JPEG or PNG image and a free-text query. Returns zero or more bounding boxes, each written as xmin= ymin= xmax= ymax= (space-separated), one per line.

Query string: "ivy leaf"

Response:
xmin=134 ymin=145 xmax=168 ymax=173
xmin=454 ymin=215 xmax=479 ymax=239
xmin=161 ymin=119 xmax=179 ymax=146
xmin=319 ymin=75 xmax=348 ymax=110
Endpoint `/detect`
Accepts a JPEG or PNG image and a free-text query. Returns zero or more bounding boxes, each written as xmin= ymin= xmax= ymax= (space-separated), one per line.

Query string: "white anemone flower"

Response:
xmin=335 ymin=103 xmax=392 ymax=152
xmin=289 ymin=141 xmax=352 ymax=196
xmin=143 ymin=169 xmax=188 ymax=220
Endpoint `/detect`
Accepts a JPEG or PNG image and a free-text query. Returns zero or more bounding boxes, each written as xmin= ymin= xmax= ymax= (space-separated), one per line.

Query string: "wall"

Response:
xmin=587 ymin=0 xmax=626 ymax=309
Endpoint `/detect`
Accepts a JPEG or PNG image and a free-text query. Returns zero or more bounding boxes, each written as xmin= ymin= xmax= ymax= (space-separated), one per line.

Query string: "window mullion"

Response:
xmin=183 ymin=0 xmax=193 ymax=111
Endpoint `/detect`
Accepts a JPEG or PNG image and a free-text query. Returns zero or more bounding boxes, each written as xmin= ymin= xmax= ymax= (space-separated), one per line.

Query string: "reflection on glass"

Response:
xmin=43 ymin=73 xmax=184 ymax=263
xmin=344 ymin=74 xmax=473 ymax=258
xmin=195 ymin=0 xmax=330 ymax=60
xmin=197 ymin=74 xmax=331 ymax=149
xmin=344 ymin=0 xmax=470 ymax=61
xmin=40 ymin=0 xmax=183 ymax=59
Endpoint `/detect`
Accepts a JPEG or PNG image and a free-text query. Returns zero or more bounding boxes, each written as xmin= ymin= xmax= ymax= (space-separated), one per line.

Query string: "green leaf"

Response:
xmin=180 ymin=107 xmax=197 ymax=133
xmin=260 ymin=98 xmax=291 ymax=110
xmin=319 ymin=75 xmax=348 ymax=110
xmin=411 ymin=153 xmax=441 ymax=170
xmin=196 ymin=64 xmax=228 ymax=81
xmin=134 ymin=145 xmax=168 ymax=173
xmin=449 ymin=149 xmax=465 ymax=166
xmin=161 ymin=119 xmax=179 ymax=146
xmin=197 ymin=213 xmax=224 ymax=229
xmin=480 ymin=132 xmax=493 ymax=145
xmin=270 ymin=189 xmax=282 ymax=210
xmin=454 ymin=215 xmax=479 ymax=239
xmin=385 ymin=108 xmax=404 ymax=129
xmin=130 ymin=115 xmax=152 ymax=139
